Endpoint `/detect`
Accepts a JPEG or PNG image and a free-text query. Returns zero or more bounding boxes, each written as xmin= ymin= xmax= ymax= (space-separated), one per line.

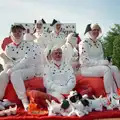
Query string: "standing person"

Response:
xmin=43 ymin=33 xmax=77 ymax=100
xmin=34 ymin=19 xmax=50 ymax=50
xmin=50 ymin=19 xmax=66 ymax=45
xmin=45 ymin=19 xmax=66 ymax=61
xmin=45 ymin=19 xmax=66 ymax=53
xmin=79 ymin=23 xmax=120 ymax=97
xmin=33 ymin=19 xmax=46 ymax=39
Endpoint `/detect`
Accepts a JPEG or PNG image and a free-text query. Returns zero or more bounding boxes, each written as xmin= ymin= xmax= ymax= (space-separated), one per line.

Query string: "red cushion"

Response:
xmin=4 ymin=77 xmax=45 ymax=105
xmin=4 ymin=75 xmax=106 ymax=105
xmin=75 ymin=75 xmax=106 ymax=97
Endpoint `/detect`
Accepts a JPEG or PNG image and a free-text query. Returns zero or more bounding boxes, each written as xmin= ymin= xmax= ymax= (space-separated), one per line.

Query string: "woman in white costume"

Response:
xmin=33 ymin=19 xmax=46 ymax=38
xmin=79 ymin=23 xmax=120 ymax=97
xmin=43 ymin=33 xmax=77 ymax=100
xmin=45 ymin=19 xmax=66 ymax=55
xmin=33 ymin=19 xmax=51 ymax=51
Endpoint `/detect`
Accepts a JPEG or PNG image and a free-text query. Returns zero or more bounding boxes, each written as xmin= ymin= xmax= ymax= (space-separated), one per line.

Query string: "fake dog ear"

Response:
xmin=70 ymin=96 xmax=77 ymax=103
xmin=77 ymin=93 xmax=82 ymax=100
xmin=61 ymin=99 xmax=70 ymax=109
xmin=81 ymin=99 xmax=89 ymax=106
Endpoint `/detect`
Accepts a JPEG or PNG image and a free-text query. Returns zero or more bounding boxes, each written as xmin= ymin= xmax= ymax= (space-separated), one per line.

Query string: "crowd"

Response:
xmin=0 ymin=19 xmax=120 ymax=111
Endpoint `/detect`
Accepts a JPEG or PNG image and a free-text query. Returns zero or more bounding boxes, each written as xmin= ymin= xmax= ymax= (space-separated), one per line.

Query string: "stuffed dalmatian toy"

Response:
xmin=46 ymin=99 xmax=73 ymax=116
xmin=46 ymin=90 xmax=89 ymax=117
xmin=86 ymin=95 xmax=104 ymax=112
xmin=67 ymin=91 xmax=89 ymax=115
xmin=0 ymin=99 xmax=17 ymax=116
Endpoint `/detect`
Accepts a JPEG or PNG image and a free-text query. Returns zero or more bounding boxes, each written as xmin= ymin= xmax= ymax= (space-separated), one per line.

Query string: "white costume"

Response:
xmin=0 ymin=40 xmax=43 ymax=102
xmin=45 ymin=20 xmax=66 ymax=56
xmin=9 ymin=42 xmax=43 ymax=99
xmin=34 ymin=31 xmax=50 ymax=50
xmin=49 ymin=30 xmax=66 ymax=47
xmin=33 ymin=29 xmax=44 ymax=39
xmin=79 ymin=37 xmax=120 ymax=94
xmin=0 ymin=41 xmax=30 ymax=99
xmin=43 ymin=33 xmax=77 ymax=99
xmin=33 ymin=19 xmax=46 ymax=39
xmin=24 ymin=33 xmax=35 ymax=42
xmin=33 ymin=19 xmax=51 ymax=53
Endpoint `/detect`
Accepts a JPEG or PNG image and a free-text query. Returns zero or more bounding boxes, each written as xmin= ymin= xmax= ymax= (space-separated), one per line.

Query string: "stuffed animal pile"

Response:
xmin=46 ymin=90 xmax=120 ymax=117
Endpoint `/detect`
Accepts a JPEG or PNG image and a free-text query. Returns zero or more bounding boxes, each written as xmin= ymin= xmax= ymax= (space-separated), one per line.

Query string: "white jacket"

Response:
xmin=43 ymin=43 xmax=76 ymax=94
xmin=5 ymin=41 xmax=44 ymax=75
xmin=34 ymin=31 xmax=50 ymax=50
xmin=79 ymin=38 xmax=104 ymax=67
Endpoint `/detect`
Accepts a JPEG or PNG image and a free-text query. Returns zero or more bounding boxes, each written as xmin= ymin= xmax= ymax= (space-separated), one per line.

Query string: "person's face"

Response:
xmin=56 ymin=24 xmax=61 ymax=31
xmin=11 ymin=28 xmax=23 ymax=42
xmin=36 ymin=23 xmax=42 ymax=30
xmin=51 ymin=48 xmax=62 ymax=61
xmin=91 ymin=29 xmax=100 ymax=39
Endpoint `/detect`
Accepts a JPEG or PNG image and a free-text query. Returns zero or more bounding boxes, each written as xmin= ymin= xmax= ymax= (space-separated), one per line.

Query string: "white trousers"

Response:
xmin=10 ymin=65 xmax=44 ymax=101
xmin=80 ymin=65 xmax=120 ymax=94
xmin=10 ymin=66 xmax=36 ymax=100
xmin=0 ymin=70 xmax=9 ymax=99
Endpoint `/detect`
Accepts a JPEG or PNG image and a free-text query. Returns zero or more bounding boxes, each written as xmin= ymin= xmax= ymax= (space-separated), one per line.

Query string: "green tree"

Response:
xmin=112 ymin=35 xmax=120 ymax=69
xmin=103 ymin=24 xmax=120 ymax=58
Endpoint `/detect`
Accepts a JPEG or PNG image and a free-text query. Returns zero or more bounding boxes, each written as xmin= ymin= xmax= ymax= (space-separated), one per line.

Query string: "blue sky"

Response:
xmin=0 ymin=0 xmax=120 ymax=40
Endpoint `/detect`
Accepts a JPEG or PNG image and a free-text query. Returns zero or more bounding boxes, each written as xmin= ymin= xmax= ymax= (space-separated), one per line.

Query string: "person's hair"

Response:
xmin=11 ymin=24 xmax=25 ymax=32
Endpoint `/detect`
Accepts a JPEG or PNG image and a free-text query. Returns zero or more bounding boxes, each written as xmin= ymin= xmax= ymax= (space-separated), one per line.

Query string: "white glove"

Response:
xmin=66 ymin=33 xmax=77 ymax=47
xmin=99 ymin=60 xmax=109 ymax=65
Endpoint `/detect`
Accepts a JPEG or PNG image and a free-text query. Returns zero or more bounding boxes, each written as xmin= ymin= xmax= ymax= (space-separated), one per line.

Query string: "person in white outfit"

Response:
xmin=79 ymin=23 xmax=120 ymax=97
xmin=50 ymin=19 xmax=66 ymax=45
xmin=43 ymin=33 xmax=77 ymax=100
xmin=45 ymin=19 xmax=66 ymax=57
xmin=34 ymin=19 xmax=50 ymax=50
xmin=33 ymin=19 xmax=46 ymax=39
xmin=0 ymin=24 xmax=43 ymax=110
xmin=0 ymin=24 xmax=25 ymax=101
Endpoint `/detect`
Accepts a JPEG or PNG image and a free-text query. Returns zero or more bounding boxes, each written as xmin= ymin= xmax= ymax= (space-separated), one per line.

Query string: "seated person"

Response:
xmin=0 ymin=24 xmax=44 ymax=111
xmin=0 ymin=24 xmax=25 ymax=101
xmin=43 ymin=33 xmax=77 ymax=100
xmin=79 ymin=23 xmax=120 ymax=98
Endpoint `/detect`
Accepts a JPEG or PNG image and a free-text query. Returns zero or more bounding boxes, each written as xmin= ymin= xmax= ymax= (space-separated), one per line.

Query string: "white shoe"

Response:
xmin=23 ymin=103 xmax=29 ymax=111
xmin=22 ymin=99 xmax=29 ymax=111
